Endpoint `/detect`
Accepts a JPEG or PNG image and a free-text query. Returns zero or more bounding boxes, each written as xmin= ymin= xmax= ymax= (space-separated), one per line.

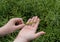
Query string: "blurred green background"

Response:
xmin=0 ymin=0 xmax=60 ymax=42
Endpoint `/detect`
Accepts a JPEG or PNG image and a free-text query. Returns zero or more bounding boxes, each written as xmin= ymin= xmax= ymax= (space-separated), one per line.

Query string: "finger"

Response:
xmin=30 ymin=17 xmax=34 ymax=23
xmin=33 ymin=16 xmax=38 ymax=23
xmin=14 ymin=18 xmax=24 ymax=24
xmin=32 ymin=18 xmax=40 ymax=32
xmin=10 ymin=18 xmax=24 ymax=25
xmin=31 ymin=16 xmax=36 ymax=23
xmin=26 ymin=18 xmax=32 ymax=24
xmin=32 ymin=16 xmax=38 ymax=26
xmin=34 ymin=18 xmax=40 ymax=28
xmin=15 ymin=20 xmax=24 ymax=25
xmin=34 ymin=31 xmax=45 ymax=38
xmin=15 ymin=24 xmax=25 ymax=29
xmin=13 ymin=18 xmax=24 ymax=26
xmin=32 ymin=16 xmax=35 ymax=20
xmin=29 ymin=17 xmax=35 ymax=25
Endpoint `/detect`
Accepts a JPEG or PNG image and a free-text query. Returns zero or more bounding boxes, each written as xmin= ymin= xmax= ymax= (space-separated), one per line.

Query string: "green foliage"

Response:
xmin=0 ymin=0 xmax=60 ymax=42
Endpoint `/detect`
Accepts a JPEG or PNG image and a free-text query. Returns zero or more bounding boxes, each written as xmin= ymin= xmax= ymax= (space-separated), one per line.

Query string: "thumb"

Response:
xmin=15 ymin=24 xmax=25 ymax=29
xmin=34 ymin=31 xmax=45 ymax=38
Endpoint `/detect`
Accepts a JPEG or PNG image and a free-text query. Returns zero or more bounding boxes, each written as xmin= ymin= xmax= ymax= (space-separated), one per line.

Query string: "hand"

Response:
xmin=1 ymin=18 xmax=25 ymax=35
xmin=14 ymin=16 xmax=45 ymax=42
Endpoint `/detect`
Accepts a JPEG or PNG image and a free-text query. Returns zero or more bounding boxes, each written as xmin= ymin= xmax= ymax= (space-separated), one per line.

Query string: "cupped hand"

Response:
xmin=2 ymin=18 xmax=25 ymax=34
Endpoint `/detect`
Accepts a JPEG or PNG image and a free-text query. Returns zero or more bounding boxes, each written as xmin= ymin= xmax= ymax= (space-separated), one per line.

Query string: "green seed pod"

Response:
xmin=26 ymin=22 xmax=33 ymax=25
xmin=26 ymin=21 xmax=37 ymax=25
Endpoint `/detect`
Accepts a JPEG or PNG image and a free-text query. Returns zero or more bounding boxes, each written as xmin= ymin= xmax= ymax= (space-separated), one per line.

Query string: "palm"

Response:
xmin=18 ymin=16 xmax=45 ymax=41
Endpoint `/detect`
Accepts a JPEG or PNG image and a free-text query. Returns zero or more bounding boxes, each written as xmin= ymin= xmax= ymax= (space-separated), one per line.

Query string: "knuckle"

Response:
xmin=10 ymin=18 xmax=23 ymax=21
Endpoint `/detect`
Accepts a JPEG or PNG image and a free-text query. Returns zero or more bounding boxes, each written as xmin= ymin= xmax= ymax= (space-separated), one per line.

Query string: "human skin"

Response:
xmin=0 ymin=18 xmax=25 ymax=36
xmin=14 ymin=16 xmax=45 ymax=42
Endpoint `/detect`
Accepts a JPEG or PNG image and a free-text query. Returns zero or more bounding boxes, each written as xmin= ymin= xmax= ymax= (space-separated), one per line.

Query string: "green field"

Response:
xmin=0 ymin=0 xmax=60 ymax=42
